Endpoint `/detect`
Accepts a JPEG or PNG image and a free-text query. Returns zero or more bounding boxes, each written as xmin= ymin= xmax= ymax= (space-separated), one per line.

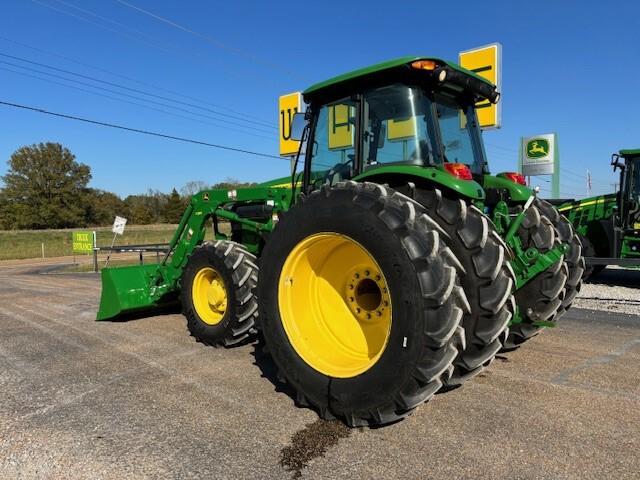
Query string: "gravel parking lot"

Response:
xmin=0 ymin=258 xmax=638 ymax=479
xmin=574 ymin=267 xmax=640 ymax=315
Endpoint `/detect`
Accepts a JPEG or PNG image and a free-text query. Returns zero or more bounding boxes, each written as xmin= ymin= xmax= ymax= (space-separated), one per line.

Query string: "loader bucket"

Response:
xmin=96 ymin=264 xmax=166 ymax=320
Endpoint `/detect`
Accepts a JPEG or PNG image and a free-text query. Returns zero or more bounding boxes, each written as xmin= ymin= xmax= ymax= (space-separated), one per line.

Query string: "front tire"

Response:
xmin=534 ymin=198 xmax=584 ymax=315
xmin=181 ymin=241 xmax=259 ymax=347
xmin=258 ymin=182 xmax=468 ymax=427
xmin=579 ymin=233 xmax=605 ymax=281
xmin=504 ymin=201 xmax=568 ymax=350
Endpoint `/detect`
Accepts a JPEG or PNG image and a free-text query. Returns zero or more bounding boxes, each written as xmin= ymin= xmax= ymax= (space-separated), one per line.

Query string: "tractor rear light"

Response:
xmin=444 ymin=163 xmax=473 ymax=180
xmin=503 ymin=172 xmax=527 ymax=185
xmin=411 ymin=60 xmax=437 ymax=71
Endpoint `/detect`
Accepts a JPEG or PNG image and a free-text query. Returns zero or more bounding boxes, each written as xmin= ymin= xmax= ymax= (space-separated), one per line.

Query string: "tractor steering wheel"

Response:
xmin=313 ymin=155 xmax=355 ymax=189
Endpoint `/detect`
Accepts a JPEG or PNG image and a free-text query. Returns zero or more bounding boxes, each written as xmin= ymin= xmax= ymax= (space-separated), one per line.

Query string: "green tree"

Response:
xmin=124 ymin=195 xmax=154 ymax=224
xmin=1 ymin=142 xmax=91 ymax=229
xmin=211 ymin=177 xmax=257 ymax=190
xmin=84 ymin=189 xmax=125 ymax=226
xmin=162 ymin=188 xmax=185 ymax=223
xmin=0 ymin=187 xmax=15 ymax=230
xmin=180 ymin=180 xmax=209 ymax=198
xmin=144 ymin=189 xmax=168 ymax=223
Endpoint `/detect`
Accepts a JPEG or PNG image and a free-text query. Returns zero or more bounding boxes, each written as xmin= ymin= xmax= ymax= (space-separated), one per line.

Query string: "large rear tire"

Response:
xmin=578 ymin=233 xmax=605 ymax=281
xmin=504 ymin=202 xmax=568 ymax=350
xmin=258 ymin=182 xmax=468 ymax=427
xmin=181 ymin=241 xmax=259 ymax=347
xmin=411 ymin=188 xmax=514 ymax=387
xmin=534 ymin=198 xmax=584 ymax=315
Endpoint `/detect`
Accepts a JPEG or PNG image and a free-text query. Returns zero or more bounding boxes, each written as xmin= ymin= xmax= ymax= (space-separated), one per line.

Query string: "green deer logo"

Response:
xmin=526 ymin=139 xmax=549 ymax=159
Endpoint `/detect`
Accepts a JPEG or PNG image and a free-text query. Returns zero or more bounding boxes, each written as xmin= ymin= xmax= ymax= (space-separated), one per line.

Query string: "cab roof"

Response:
xmin=302 ymin=56 xmax=494 ymax=103
xmin=620 ymin=148 xmax=640 ymax=156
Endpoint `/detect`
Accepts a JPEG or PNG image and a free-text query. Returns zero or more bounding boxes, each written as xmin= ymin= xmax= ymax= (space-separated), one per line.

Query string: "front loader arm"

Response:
xmin=97 ymin=186 xmax=292 ymax=321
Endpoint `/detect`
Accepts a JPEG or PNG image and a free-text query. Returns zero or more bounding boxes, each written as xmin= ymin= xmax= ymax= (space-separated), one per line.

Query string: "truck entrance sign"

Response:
xmin=72 ymin=231 xmax=94 ymax=254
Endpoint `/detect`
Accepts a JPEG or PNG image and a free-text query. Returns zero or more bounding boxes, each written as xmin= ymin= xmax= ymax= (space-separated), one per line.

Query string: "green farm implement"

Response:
xmin=98 ymin=57 xmax=583 ymax=426
xmin=557 ymin=149 xmax=640 ymax=279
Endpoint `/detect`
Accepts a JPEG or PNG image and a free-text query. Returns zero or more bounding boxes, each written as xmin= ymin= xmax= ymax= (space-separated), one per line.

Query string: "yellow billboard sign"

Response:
xmin=328 ymin=104 xmax=355 ymax=150
xmin=459 ymin=43 xmax=501 ymax=129
xmin=387 ymin=117 xmax=416 ymax=140
xmin=279 ymin=92 xmax=302 ymax=156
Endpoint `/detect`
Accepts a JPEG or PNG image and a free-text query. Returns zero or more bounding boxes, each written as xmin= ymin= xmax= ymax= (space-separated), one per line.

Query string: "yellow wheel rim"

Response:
xmin=192 ymin=267 xmax=228 ymax=325
xmin=278 ymin=233 xmax=392 ymax=378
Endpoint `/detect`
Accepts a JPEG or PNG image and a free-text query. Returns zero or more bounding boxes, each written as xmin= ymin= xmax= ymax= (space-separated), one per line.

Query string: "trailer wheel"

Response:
xmin=181 ymin=241 xmax=258 ymax=347
xmin=411 ymin=188 xmax=514 ymax=387
xmin=578 ymin=233 xmax=605 ymax=280
xmin=504 ymin=202 xmax=568 ymax=350
xmin=534 ymin=198 xmax=585 ymax=314
xmin=258 ymin=182 xmax=468 ymax=427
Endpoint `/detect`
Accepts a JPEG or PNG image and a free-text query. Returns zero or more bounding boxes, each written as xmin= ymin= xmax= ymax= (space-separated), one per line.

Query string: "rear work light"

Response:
xmin=411 ymin=60 xmax=437 ymax=71
xmin=502 ymin=172 xmax=527 ymax=186
xmin=444 ymin=163 xmax=473 ymax=180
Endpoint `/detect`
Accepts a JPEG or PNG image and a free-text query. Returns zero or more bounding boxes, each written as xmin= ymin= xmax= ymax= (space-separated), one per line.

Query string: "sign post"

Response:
xmin=105 ymin=216 xmax=127 ymax=267
xmin=459 ymin=43 xmax=502 ymax=129
xmin=519 ymin=133 xmax=560 ymax=198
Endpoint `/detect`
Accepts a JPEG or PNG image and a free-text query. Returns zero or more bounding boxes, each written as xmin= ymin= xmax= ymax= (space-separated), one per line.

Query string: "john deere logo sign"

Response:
xmin=526 ymin=139 xmax=549 ymax=159
xmin=520 ymin=133 xmax=556 ymax=176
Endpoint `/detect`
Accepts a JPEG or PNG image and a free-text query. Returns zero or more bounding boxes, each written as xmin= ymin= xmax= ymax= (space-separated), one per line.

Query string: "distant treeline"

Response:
xmin=0 ymin=142 xmax=256 ymax=230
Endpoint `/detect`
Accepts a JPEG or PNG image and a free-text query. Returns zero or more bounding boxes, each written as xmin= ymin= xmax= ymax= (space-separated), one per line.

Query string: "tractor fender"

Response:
xmin=353 ymin=165 xmax=485 ymax=201
xmin=482 ymin=174 xmax=533 ymax=203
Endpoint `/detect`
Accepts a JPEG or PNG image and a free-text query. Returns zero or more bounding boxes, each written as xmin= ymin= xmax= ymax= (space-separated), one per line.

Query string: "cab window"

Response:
xmin=362 ymin=85 xmax=436 ymax=167
xmin=307 ymin=99 xmax=357 ymax=188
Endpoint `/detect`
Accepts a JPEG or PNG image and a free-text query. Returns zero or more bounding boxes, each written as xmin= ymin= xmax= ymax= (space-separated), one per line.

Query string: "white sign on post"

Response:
xmin=112 ymin=216 xmax=127 ymax=235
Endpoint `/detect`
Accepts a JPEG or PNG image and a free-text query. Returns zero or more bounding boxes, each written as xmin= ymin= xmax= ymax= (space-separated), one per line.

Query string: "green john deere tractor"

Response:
xmin=97 ymin=56 xmax=583 ymax=426
xmin=558 ymin=149 xmax=640 ymax=279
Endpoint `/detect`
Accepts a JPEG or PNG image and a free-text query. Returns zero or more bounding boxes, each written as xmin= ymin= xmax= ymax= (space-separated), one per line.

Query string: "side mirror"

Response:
xmin=611 ymin=154 xmax=625 ymax=171
xmin=290 ymin=112 xmax=306 ymax=141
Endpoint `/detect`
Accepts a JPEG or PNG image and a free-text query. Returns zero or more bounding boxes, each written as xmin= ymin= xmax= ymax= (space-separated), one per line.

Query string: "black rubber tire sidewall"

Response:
xmin=259 ymin=184 xmax=461 ymax=423
xmin=181 ymin=242 xmax=256 ymax=346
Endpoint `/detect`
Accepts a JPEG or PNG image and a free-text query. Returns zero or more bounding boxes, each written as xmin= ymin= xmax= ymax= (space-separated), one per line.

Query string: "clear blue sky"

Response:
xmin=1 ymin=0 xmax=638 ymax=198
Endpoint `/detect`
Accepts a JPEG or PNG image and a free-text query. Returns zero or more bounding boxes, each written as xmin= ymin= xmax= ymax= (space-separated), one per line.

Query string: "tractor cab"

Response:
xmin=292 ymin=57 xmax=499 ymax=197
xmin=612 ymin=149 xmax=640 ymax=231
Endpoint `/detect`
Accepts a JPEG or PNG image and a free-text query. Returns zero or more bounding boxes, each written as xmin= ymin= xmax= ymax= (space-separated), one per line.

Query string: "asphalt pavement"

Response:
xmin=0 ymin=258 xmax=638 ymax=479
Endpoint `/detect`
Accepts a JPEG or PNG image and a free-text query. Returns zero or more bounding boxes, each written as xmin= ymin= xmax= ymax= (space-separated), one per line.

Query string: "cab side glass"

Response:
xmin=290 ymin=112 xmax=306 ymax=141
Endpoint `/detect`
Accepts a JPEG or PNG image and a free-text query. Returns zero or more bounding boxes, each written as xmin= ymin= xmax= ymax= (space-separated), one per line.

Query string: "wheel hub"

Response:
xmin=345 ymin=268 xmax=390 ymax=321
xmin=192 ymin=267 xmax=227 ymax=325
xmin=206 ymin=279 xmax=226 ymax=311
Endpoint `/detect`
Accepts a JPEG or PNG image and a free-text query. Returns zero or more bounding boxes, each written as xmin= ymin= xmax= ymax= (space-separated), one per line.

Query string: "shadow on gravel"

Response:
xmin=103 ymin=303 xmax=182 ymax=323
xmin=586 ymin=268 xmax=640 ymax=288
xmin=251 ymin=339 xmax=298 ymax=404
xmin=251 ymin=340 xmax=354 ymax=478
